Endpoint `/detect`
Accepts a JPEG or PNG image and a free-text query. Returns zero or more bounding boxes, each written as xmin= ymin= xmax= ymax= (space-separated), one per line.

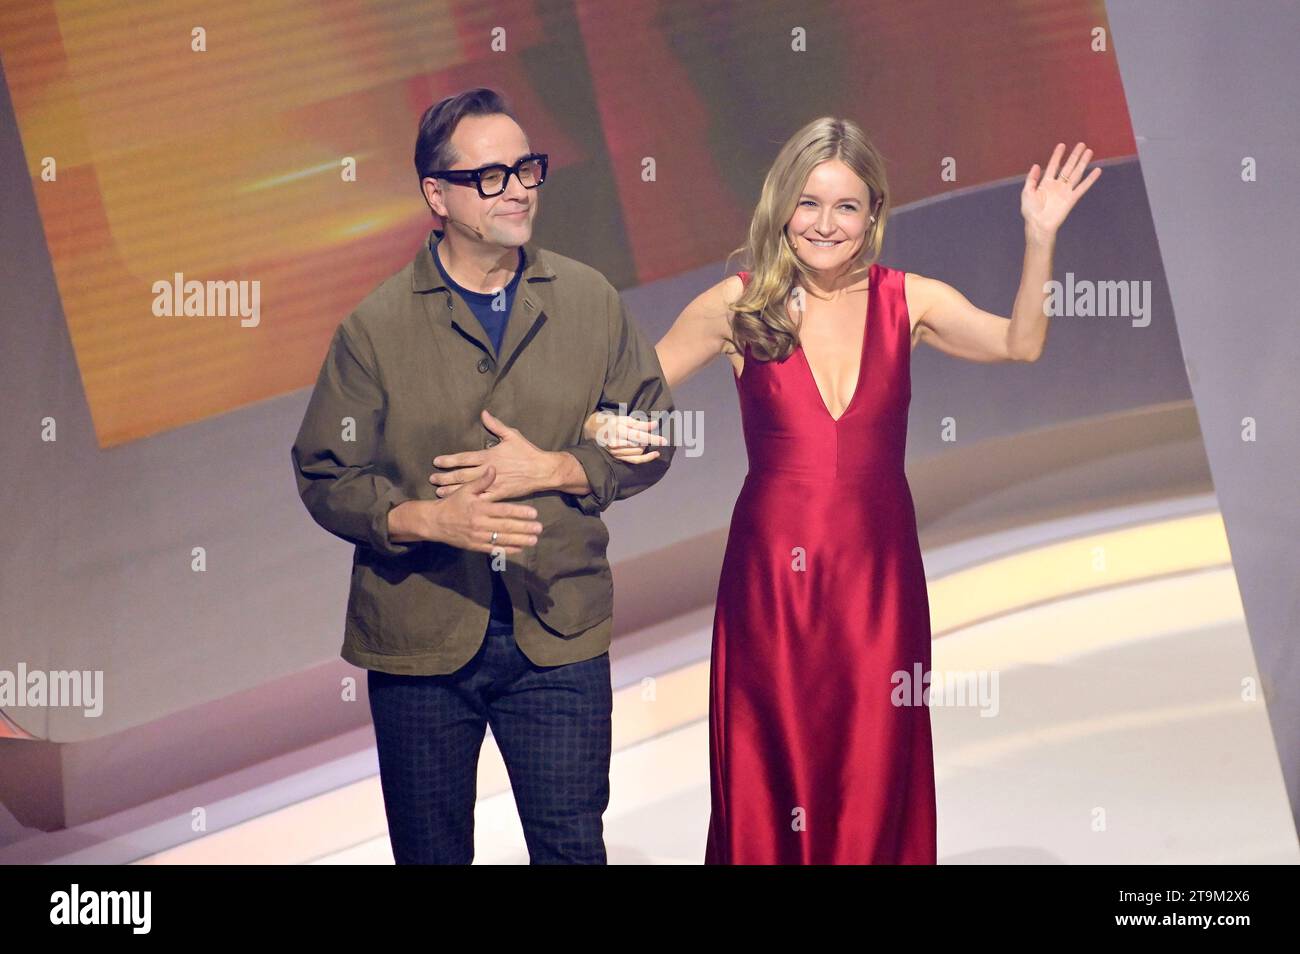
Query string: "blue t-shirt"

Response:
xmin=433 ymin=239 xmax=523 ymax=635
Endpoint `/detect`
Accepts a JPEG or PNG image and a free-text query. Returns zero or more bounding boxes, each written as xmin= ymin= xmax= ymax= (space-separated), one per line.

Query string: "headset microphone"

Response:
xmin=442 ymin=213 xmax=485 ymax=240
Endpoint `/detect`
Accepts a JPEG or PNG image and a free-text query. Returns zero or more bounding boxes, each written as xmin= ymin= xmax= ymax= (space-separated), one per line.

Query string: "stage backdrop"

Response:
xmin=1 ymin=0 xmax=1130 ymax=448
xmin=0 ymin=0 xmax=1153 ymax=766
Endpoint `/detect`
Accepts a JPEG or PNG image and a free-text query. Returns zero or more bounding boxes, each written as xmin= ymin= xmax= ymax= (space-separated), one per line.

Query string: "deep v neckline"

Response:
xmin=796 ymin=263 xmax=874 ymax=424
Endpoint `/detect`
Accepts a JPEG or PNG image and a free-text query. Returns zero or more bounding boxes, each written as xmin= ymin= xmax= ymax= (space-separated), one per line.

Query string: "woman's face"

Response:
xmin=786 ymin=159 xmax=873 ymax=274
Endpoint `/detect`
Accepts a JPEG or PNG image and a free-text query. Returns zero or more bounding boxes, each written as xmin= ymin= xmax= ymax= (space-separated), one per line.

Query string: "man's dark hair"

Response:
xmin=414 ymin=87 xmax=518 ymax=189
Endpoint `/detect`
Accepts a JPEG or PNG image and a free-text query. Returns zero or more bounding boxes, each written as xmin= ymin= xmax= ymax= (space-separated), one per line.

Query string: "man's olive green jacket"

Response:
xmin=291 ymin=229 xmax=675 ymax=675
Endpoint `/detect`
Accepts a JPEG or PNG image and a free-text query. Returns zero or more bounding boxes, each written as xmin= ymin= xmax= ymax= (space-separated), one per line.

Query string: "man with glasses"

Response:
xmin=291 ymin=88 xmax=676 ymax=864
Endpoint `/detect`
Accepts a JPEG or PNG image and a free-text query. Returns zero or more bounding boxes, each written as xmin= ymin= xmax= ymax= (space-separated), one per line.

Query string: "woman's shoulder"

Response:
xmin=870 ymin=260 xmax=902 ymax=282
xmin=872 ymin=262 xmax=916 ymax=303
xmin=726 ymin=271 xmax=747 ymax=299
xmin=690 ymin=272 xmax=745 ymax=316
xmin=881 ymin=265 xmax=928 ymax=336
xmin=676 ymin=273 xmax=746 ymax=333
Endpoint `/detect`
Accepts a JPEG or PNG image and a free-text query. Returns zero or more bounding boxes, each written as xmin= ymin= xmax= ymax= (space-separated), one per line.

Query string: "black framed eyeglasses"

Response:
xmin=426 ymin=153 xmax=548 ymax=198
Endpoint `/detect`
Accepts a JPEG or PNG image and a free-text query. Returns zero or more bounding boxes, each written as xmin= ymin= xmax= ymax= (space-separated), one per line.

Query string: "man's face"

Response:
xmin=426 ymin=113 xmax=539 ymax=249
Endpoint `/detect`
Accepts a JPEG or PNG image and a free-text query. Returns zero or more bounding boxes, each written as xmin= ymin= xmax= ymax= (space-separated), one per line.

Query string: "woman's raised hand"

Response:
xmin=1022 ymin=141 xmax=1101 ymax=242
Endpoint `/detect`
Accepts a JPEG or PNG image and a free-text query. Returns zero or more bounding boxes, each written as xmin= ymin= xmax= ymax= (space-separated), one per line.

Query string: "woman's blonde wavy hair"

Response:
xmin=725 ymin=117 xmax=889 ymax=362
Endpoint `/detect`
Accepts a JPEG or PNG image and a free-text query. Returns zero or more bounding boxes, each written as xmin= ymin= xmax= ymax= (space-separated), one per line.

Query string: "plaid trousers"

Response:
xmin=366 ymin=623 xmax=613 ymax=864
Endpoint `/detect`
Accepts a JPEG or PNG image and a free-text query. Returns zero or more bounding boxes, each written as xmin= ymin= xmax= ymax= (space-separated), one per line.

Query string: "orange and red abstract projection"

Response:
xmin=0 ymin=0 xmax=1130 ymax=448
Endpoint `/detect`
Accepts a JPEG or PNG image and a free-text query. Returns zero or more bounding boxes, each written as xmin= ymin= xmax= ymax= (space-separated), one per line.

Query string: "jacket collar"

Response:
xmin=415 ymin=227 xmax=556 ymax=372
xmin=412 ymin=227 xmax=556 ymax=293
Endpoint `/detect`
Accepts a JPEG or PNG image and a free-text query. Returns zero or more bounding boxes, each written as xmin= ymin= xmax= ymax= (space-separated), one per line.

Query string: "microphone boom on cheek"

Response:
xmin=445 ymin=214 xmax=485 ymax=239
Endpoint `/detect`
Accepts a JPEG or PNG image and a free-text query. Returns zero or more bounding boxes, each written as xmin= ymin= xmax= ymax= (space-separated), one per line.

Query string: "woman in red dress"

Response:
xmin=587 ymin=119 xmax=1099 ymax=863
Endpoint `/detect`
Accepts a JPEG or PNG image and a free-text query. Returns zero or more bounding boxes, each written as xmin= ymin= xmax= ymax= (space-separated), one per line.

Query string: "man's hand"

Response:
xmin=430 ymin=409 xmax=562 ymax=500
xmin=390 ymin=467 xmax=542 ymax=554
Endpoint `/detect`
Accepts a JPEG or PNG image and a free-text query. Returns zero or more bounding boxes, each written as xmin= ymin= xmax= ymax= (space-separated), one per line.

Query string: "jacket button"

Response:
xmin=477 ymin=357 xmax=491 ymax=373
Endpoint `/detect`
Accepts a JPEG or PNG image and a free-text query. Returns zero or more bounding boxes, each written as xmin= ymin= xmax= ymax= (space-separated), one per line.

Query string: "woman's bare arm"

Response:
xmin=581 ymin=274 xmax=744 ymax=459
xmin=906 ymin=269 xmax=1046 ymax=364
xmin=909 ymin=141 xmax=1101 ymax=364
xmin=655 ymin=273 xmax=746 ymax=389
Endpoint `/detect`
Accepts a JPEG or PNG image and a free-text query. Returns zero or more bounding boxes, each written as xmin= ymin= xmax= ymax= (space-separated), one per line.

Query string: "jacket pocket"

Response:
xmin=347 ymin=544 xmax=470 ymax=655
xmin=526 ymin=497 xmax=613 ymax=636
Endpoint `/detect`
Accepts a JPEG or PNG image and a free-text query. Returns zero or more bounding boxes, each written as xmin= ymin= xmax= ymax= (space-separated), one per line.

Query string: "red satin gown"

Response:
xmin=704 ymin=263 xmax=937 ymax=864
